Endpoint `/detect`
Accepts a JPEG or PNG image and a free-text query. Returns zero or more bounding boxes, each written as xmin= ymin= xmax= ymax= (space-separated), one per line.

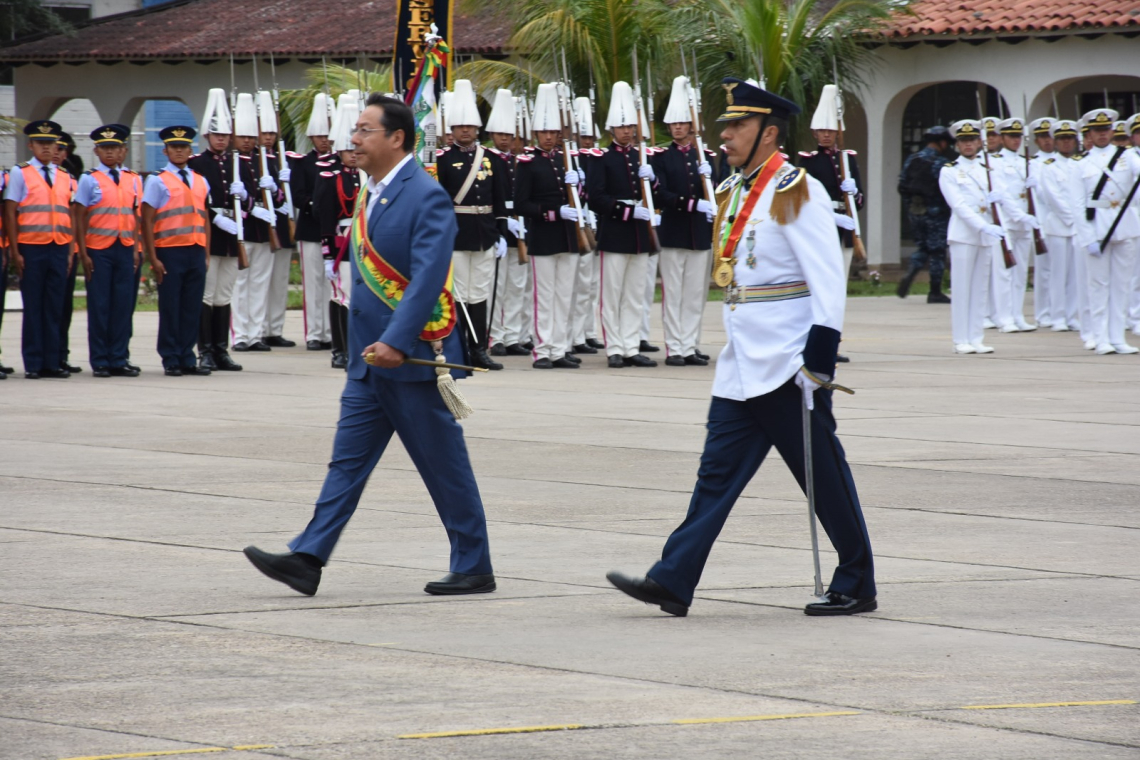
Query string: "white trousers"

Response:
xmin=1045 ymin=235 xmax=1078 ymax=330
xmin=490 ymin=249 xmax=531 ymax=347
xmin=659 ymin=247 xmax=710 ymax=357
xmin=231 ymin=241 xmax=273 ymax=344
xmin=1031 ymin=241 xmax=1051 ymax=325
xmin=1130 ymin=242 xmax=1140 ymax=331
xmin=331 ymin=260 xmax=352 ymax=308
xmin=202 ymin=256 xmax=239 ymax=307
xmin=990 ymin=234 xmax=1031 ymax=327
xmin=266 ymin=246 xmax=293 ymax=338
xmin=530 ymin=253 xmax=577 ymax=361
xmin=842 ymin=246 xmax=854 ymax=283
xmin=640 ymin=252 xmax=659 ymax=342
xmin=1073 ymin=242 xmax=1093 ymax=343
xmin=1086 ymin=239 xmax=1139 ymax=348
xmin=453 ymin=248 xmax=496 ymax=304
xmin=950 ymin=242 xmax=992 ymax=347
xmin=571 ymin=252 xmax=600 ymax=344
xmin=299 ymin=239 xmax=331 ymax=343
xmin=600 ymin=252 xmax=649 ymax=358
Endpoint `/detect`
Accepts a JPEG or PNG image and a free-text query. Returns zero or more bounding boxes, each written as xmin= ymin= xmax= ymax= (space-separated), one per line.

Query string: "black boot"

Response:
xmin=896 ymin=264 xmax=920 ymax=299
xmin=212 ymin=305 xmax=242 ymax=370
xmin=466 ymin=301 xmax=502 ymax=370
xmin=330 ymin=303 xmax=348 ymax=369
xmin=197 ymin=306 xmax=217 ymax=371
xmin=927 ymin=274 xmax=951 ymax=304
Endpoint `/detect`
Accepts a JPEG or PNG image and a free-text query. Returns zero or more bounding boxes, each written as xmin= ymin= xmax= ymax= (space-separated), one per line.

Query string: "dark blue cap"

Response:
xmin=91 ymin=123 xmax=131 ymax=145
xmin=159 ymin=125 xmax=197 ymax=145
xmin=24 ymin=119 xmax=63 ymax=141
xmin=716 ymin=78 xmax=801 ymax=122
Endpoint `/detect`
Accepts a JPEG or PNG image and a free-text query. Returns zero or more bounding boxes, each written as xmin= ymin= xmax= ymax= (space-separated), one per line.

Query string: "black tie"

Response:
xmin=110 ymin=168 xmax=120 ymax=185
xmin=42 ymin=166 xmax=52 ymax=187
xmin=178 ymin=169 xmax=190 ymax=187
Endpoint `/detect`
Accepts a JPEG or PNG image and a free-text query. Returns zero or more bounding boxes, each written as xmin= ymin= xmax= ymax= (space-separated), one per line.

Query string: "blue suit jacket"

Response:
xmin=346 ymin=157 xmax=464 ymax=383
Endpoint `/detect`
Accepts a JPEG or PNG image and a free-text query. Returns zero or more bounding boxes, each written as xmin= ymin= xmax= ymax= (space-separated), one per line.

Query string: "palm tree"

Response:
xmin=277 ymin=62 xmax=393 ymax=151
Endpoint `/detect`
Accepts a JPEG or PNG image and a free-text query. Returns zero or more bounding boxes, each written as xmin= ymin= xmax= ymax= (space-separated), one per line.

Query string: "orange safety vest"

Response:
xmin=84 ymin=169 xmax=138 ymax=249
xmin=16 ymin=163 xmax=75 ymax=245
xmin=152 ymin=169 xmax=208 ymax=248
xmin=0 ymin=171 xmax=7 ymax=247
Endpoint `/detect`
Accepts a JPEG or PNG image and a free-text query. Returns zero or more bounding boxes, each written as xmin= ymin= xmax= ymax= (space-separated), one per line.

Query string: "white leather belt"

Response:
xmin=454 ymin=205 xmax=493 ymax=215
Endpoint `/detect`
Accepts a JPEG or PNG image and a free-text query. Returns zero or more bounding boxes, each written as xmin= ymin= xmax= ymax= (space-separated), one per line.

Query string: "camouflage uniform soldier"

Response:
xmin=897 ymin=126 xmax=953 ymax=303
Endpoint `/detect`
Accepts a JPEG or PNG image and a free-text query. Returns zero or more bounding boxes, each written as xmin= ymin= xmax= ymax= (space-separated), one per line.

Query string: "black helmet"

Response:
xmin=923 ymin=126 xmax=952 ymax=143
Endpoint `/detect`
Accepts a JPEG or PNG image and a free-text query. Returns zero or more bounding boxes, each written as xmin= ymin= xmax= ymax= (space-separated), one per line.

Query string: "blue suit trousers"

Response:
xmin=19 ymin=242 xmax=69 ymax=373
xmin=290 ymin=372 xmax=493 ymax=575
xmin=86 ymin=241 xmax=136 ymax=369
xmin=155 ymin=245 xmax=206 ymax=369
xmin=649 ymin=379 xmax=876 ymax=605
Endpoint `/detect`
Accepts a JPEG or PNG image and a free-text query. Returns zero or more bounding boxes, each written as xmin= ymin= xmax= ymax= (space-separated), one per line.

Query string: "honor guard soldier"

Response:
xmin=313 ymin=93 xmax=361 ymax=370
xmin=1076 ymin=108 xmax=1140 ymax=354
xmin=896 ymin=126 xmax=953 ymax=302
xmin=983 ymin=117 xmax=1002 ymax=155
xmin=515 ymin=83 xmax=581 ymax=368
xmin=437 ymin=79 xmax=510 ymax=370
xmin=1038 ymin=119 xmax=1086 ymax=338
xmin=140 ymin=126 xmax=212 ymax=376
xmin=257 ymin=91 xmax=297 ymax=349
xmin=651 ymin=76 xmax=715 ymax=366
xmin=72 ymin=123 xmax=140 ymax=377
xmin=1027 ymin=117 xmax=1056 ymax=328
xmin=3 ymin=120 xmax=77 ymax=378
xmin=569 ymin=95 xmax=605 ymax=354
xmin=486 ymin=88 xmax=533 ymax=358
xmin=586 ymin=81 xmax=659 ymax=368
xmin=293 ymin=93 xmax=335 ymax=352
xmin=607 ymin=78 xmax=876 ymax=618
xmin=990 ymin=117 xmax=1041 ymax=332
xmin=189 ymin=88 xmax=246 ymax=372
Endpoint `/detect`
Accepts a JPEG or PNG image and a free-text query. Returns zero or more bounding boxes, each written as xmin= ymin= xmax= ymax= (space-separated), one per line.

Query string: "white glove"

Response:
xmin=638 ymin=165 xmax=655 ymax=182
xmin=695 ymin=199 xmax=715 ymax=216
xmin=1025 ymin=176 xmax=1039 ymax=189
xmin=563 ymin=170 xmax=580 ymax=185
xmin=276 ymin=200 xmax=293 ymax=217
xmin=632 ymin=205 xmax=652 ymax=221
xmin=250 ymin=205 xmax=275 ymax=224
xmin=652 ymin=214 xmax=662 ymax=227
xmin=705 ymin=212 xmax=714 ymax=223
xmin=506 ymin=217 xmax=522 ymax=237
xmin=1087 ymin=242 xmax=1103 ymax=256
xmin=229 ymin=181 xmax=248 ymax=200
xmin=324 ymin=260 xmax=337 ymax=282
xmin=495 ymin=237 xmax=508 ymax=259
xmin=698 ymin=161 xmax=712 ymax=177
xmin=559 ymin=205 xmax=579 ymax=222
xmin=277 ymin=167 xmax=292 ymax=183
xmin=1023 ymin=214 xmax=1040 ymax=230
xmin=840 ymin=178 xmax=858 ymax=194
xmin=258 ymin=175 xmax=278 ymax=192
xmin=986 ymin=189 xmax=1004 ymax=204
xmin=833 ymin=212 xmax=857 ymax=231
xmin=982 ymin=224 xmax=1006 ymax=239
xmin=794 ymin=368 xmax=822 ymax=411
xmin=212 ymin=213 xmax=239 ymax=236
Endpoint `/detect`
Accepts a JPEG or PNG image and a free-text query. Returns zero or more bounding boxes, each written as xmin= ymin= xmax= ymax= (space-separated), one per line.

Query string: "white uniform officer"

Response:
xmin=991 ymin=117 xmax=1040 ymax=332
xmin=1126 ymin=113 xmax=1140 ymax=335
xmin=1026 ymin=117 xmax=1055 ymax=327
xmin=1038 ymin=119 xmax=1086 ymax=338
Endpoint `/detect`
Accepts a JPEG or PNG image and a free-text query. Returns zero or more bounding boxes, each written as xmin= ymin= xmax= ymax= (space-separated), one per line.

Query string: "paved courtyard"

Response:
xmin=1 ymin=296 xmax=1137 ymax=760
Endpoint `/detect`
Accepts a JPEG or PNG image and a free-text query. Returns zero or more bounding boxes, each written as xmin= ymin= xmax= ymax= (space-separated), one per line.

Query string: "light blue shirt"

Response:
xmin=73 ymin=163 xmax=121 ymax=207
xmin=141 ymin=163 xmax=209 ymax=209
xmin=3 ymin=157 xmax=61 ymax=203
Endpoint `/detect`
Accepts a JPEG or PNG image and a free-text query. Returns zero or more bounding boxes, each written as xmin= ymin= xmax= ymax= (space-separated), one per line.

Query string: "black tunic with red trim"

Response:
xmin=311 ymin=157 xmax=359 ymax=262
xmin=514 ymin=149 xmax=579 ymax=256
xmin=584 ymin=142 xmax=655 ymax=254
xmin=650 ymin=141 xmax=715 ymax=250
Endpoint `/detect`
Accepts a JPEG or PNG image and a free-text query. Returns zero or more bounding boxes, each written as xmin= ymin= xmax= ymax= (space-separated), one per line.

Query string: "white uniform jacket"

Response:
xmin=993 ymin=149 xmax=1034 ymax=235
xmin=1037 ymin=154 xmax=1081 ymax=238
xmin=939 ymin=155 xmax=1003 ymax=246
xmin=1076 ymin=144 xmax=1140 ymax=247
xmin=712 ymin=168 xmax=845 ymax=402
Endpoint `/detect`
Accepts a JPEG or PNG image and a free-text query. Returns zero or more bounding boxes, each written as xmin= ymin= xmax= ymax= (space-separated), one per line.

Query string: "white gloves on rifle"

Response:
xmin=653 ymin=214 xmax=662 ymax=227
xmin=632 ymin=205 xmax=652 ymax=222
xmin=276 ymin=200 xmax=293 ymax=217
xmin=495 ymin=237 xmax=508 ymax=259
xmin=698 ymin=162 xmax=712 ymax=177
xmin=794 ymin=368 xmax=822 ymax=411
xmin=1025 ymin=176 xmax=1039 ymax=189
xmin=250 ymin=205 xmax=275 ymax=224
xmin=833 ymin=212 xmax=857 ymax=231
xmin=840 ymin=178 xmax=858 ymax=194
xmin=638 ymin=165 xmax=655 ymax=182
xmin=229 ymin=181 xmax=248 ymax=200
xmin=212 ymin=213 xmax=239 ymax=236
xmin=695 ymin=199 xmax=715 ymax=216
xmin=278 ymin=167 xmax=292 ymax=183
xmin=506 ymin=217 xmax=522 ymax=237
xmin=983 ymin=224 xmax=1006 ymax=240
xmin=1023 ymin=215 xmax=1040 ymax=230
xmin=560 ymin=205 xmax=579 ymax=222
xmin=986 ymin=189 xmax=1004 ymax=204
xmin=324 ymin=260 xmax=337 ymax=282
xmin=258 ymin=175 xmax=278 ymax=192
xmin=1087 ymin=242 xmax=1103 ymax=256
xmin=563 ymin=170 xmax=580 ymax=185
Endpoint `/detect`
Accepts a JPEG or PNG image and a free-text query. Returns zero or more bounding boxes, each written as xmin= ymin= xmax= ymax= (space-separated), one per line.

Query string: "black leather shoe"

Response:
xmin=521 ymin=341 xmax=534 ymax=351
xmin=61 ymin=362 xmax=82 ymax=373
xmin=606 ymin=571 xmax=688 ymax=617
xmin=804 ymin=592 xmax=877 ymax=616
xmin=424 ymin=572 xmax=496 ymax=595
xmin=181 ymin=365 xmax=211 ymax=376
xmin=694 ymin=350 xmax=709 ymax=361
xmin=109 ymin=366 xmax=140 ymax=377
xmin=24 ymin=371 xmax=40 ymax=379
xmin=0 ymin=370 xmax=6 ymax=379
xmin=263 ymin=335 xmax=296 ymax=348
xmin=836 ymin=354 xmax=850 ymax=363
xmin=164 ymin=367 xmax=183 ymax=377
xmin=586 ymin=338 xmax=605 ymax=350
xmin=490 ymin=343 xmax=507 ymax=356
xmin=92 ymin=366 xmax=112 ymax=378
xmin=0 ymin=364 xmax=14 ymax=375
xmin=607 ymin=355 xmax=626 ymax=368
xmin=551 ymin=357 xmax=580 ymax=369
xmin=319 ymin=341 xmax=333 ymax=350
xmin=562 ymin=353 xmax=581 ymax=364
xmin=624 ymin=354 xmax=657 ymax=368
xmin=232 ymin=342 xmax=251 ymax=352
xmin=331 ymin=351 xmax=348 ymax=369
xmin=532 ymin=357 xmax=553 ymax=369
xmin=665 ymin=355 xmax=685 ymax=366
xmin=243 ymin=546 xmax=321 ymax=596
xmin=571 ymin=343 xmax=598 ymax=354
xmin=41 ymin=368 xmax=71 ymax=378
xmin=505 ymin=343 xmax=531 ymax=356
xmin=213 ymin=351 xmax=242 ymax=371
xmin=247 ymin=341 xmax=272 ymax=352
xmin=198 ymin=351 xmax=217 ymax=372
xmin=684 ymin=354 xmax=708 ymax=366
xmin=639 ymin=340 xmax=660 ymax=353
xmin=306 ymin=340 xmax=323 ymax=351
xmin=124 ymin=362 xmax=141 ymax=373
xmin=471 ymin=347 xmax=503 ymax=371
xmin=927 ymin=291 xmax=951 ymax=304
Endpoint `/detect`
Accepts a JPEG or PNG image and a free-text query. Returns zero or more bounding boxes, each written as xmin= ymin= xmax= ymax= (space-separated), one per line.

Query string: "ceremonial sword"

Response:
xmin=365 ymin=353 xmax=488 ymax=372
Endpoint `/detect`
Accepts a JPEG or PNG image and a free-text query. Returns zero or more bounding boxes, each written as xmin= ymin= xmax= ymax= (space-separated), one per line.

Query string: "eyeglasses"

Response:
xmin=350 ymin=126 xmax=389 ymax=137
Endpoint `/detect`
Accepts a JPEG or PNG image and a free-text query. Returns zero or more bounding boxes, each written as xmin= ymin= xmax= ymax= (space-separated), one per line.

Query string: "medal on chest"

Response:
xmin=745 ymin=230 xmax=757 ymax=269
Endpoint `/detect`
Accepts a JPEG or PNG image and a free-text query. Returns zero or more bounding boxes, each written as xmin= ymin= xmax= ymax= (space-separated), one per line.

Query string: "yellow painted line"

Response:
xmin=61 ymin=745 xmax=273 ymax=760
xmin=960 ymin=699 xmax=1136 ymax=711
xmin=673 ymin=710 xmax=861 ymax=725
xmin=400 ymin=724 xmax=585 ymax=739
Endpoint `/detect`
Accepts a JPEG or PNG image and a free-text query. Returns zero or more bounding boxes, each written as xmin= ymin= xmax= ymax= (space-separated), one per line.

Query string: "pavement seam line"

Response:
xmin=59 ymin=747 xmax=274 ymax=760
xmin=959 ymin=699 xmax=1137 ymax=710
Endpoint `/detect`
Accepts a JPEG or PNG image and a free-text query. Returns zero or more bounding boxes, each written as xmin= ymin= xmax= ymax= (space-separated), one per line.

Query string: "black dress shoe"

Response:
xmin=804 ymin=592 xmax=877 ymax=617
xmin=471 ymin=347 xmax=503 ymax=371
xmin=331 ymin=351 xmax=348 ymax=369
xmin=624 ymin=354 xmax=657 ymax=368
xmin=319 ymin=341 xmax=333 ymax=350
xmin=61 ymin=362 xmax=82 ymax=373
xmin=213 ymin=351 xmax=243 ymax=371
xmin=586 ymin=338 xmax=605 ymax=350
xmin=109 ymin=366 xmax=140 ymax=377
xmin=606 ymin=571 xmax=688 ymax=617
xmin=164 ymin=367 xmax=183 ymax=377
xmin=532 ymin=357 xmax=553 ymax=369
xmin=607 ymin=355 xmax=626 ymax=368
xmin=92 ymin=366 xmax=112 ymax=378
xmin=232 ymin=342 xmax=251 ymax=352
xmin=263 ymin=335 xmax=296 ymax=348
xmin=836 ymin=354 xmax=850 ymax=363
xmin=521 ymin=341 xmax=535 ymax=351
xmin=639 ymin=340 xmax=660 ymax=353
xmin=306 ymin=340 xmax=323 ymax=351
xmin=124 ymin=362 xmax=141 ymax=373
xmin=0 ymin=364 xmax=14 ymax=375
xmin=247 ymin=341 xmax=272 ymax=352
xmin=551 ymin=356 xmax=580 ymax=368
xmin=490 ymin=342 xmax=507 ymax=356
xmin=571 ymin=343 xmax=598 ymax=354
xmin=424 ymin=572 xmax=496 ymax=596
xmin=694 ymin=350 xmax=709 ymax=361
xmin=562 ymin=353 xmax=581 ymax=364
xmin=24 ymin=371 xmax=40 ymax=379
xmin=505 ymin=343 xmax=531 ymax=356
xmin=181 ymin=365 xmax=211 ymax=375
xmin=243 ymin=546 xmax=322 ymax=596
xmin=665 ymin=355 xmax=685 ymax=366
xmin=684 ymin=354 xmax=708 ymax=366
xmin=41 ymin=368 xmax=71 ymax=378
xmin=0 ymin=370 xmax=6 ymax=379
xmin=198 ymin=351 xmax=217 ymax=372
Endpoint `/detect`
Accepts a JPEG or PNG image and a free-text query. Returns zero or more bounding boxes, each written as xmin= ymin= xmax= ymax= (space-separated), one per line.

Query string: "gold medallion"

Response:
xmin=713 ymin=259 xmax=735 ymax=288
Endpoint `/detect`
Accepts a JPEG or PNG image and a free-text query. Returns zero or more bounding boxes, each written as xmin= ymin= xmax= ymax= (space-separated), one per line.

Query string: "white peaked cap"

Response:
xmin=573 ymin=97 xmax=597 ymax=137
xmin=811 ymin=84 xmax=839 ymax=131
xmin=201 ymin=88 xmax=233 ymax=135
xmin=439 ymin=90 xmax=455 ymax=132
xmin=485 ymin=89 xmax=516 ymax=134
xmin=448 ymin=79 xmax=482 ymax=128
xmin=306 ymin=92 xmax=332 ymax=137
xmin=663 ymin=76 xmax=693 ymax=124
xmin=256 ymin=91 xmax=278 ymax=133
xmin=233 ymin=93 xmax=258 ymax=137
xmin=606 ymin=81 xmax=637 ymax=128
xmin=331 ymin=94 xmax=359 ymax=153
xmin=531 ymin=83 xmax=562 ymax=132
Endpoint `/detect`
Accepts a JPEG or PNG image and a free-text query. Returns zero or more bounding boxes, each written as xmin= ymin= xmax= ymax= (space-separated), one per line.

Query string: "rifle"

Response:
xmin=555 ymin=68 xmax=594 ymax=254
xmin=270 ymin=53 xmax=296 ymax=240
xmin=252 ymin=57 xmax=283 ymax=250
xmin=684 ymin=50 xmax=715 ymax=202
xmin=631 ymin=48 xmax=660 ymax=253
xmin=1022 ymin=94 xmax=1047 ymax=255
xmin=229 ymin=52 xmax=249 ymax=270
xmin=560 ymin=48 xmax=596 ymax=250
xmin=511 ymin=94 xmax=529 ymax=263
xmin=977 ymin=91 xmax=1015 ymax=269
xmin=832 ymin=58 xmax=866 ymax=262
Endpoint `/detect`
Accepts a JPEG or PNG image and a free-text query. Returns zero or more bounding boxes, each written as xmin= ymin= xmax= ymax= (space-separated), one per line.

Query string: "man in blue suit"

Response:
xmin=243 ymin=95 xmax=496 ymax=597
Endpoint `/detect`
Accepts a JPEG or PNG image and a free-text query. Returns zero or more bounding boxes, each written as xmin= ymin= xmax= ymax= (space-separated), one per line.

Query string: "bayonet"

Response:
xmin=1051 ymin=88 xmax=1059 ymax=119
xmin=269 ymin=52 xmax=296 ymax=236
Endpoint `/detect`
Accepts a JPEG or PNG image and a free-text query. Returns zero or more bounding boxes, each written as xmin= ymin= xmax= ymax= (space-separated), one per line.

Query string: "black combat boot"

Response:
xmin=212 ymin=305 xmax=243 ymax=370
xmin=197 ymin=307 xmax=217 ymax=371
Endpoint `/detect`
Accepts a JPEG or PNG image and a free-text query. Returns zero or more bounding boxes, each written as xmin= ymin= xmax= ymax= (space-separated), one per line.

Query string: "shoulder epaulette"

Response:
xmin=516 ymin=154 xmax=534 ymax=163
xmin=17 ymin=162 xmax=29 ymax=168
xmin=436 ymin=149 xmax=446 ymax=157
xmin=944 ymin=160 xmax=958 ymax=168
xmin=319 ymin=171 xmax=335 ymax=177
xmin=82 ymin=169 xmax=95 ymax=175
xmin=989 ymin=151 xmax=1002 ymax=157
xmin=1072 ymin=154 xmax=1084 ymax=161
xmin=487 ymin=147 xmax=503 ymax=157
xmin=1043 ymin=157 xmax=1056 ymax=165
xmin=704 ymin=148 xmax=716 ymax=156
xmin=239 ymin=154 xmax=252 ymax=161
xmin=716 ymin=172 xmax=742 ymax=194
xmin=122 ymin=167 xmax=137 ymax=174
xmin=318 ymin=152 xmax=336 ymax=159
xmin=798 ymin=150 xmax=816 ymax=157
xmin=844 ymin=149 xmax=858 ymax=156
xmin=584 ymin=148 xmax=605 ymax=157
xmin=286 ymin=151 xmax=305 ymax=159
xmin=775 ymin=166 xmax=805 ymax=193
xmin=315 ymin=161 xmax=332 ymax=167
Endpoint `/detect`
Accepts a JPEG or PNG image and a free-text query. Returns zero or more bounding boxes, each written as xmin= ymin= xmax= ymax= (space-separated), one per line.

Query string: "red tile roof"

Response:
xmin=883 ymin=0 xmax=1140 ymax=38
xmin=0 ymin=0 xmax=510 ymax=61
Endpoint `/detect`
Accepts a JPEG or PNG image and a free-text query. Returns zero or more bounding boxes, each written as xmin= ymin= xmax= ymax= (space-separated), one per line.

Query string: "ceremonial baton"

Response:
xmin=365 ymin=353 xmax=488 ymax=372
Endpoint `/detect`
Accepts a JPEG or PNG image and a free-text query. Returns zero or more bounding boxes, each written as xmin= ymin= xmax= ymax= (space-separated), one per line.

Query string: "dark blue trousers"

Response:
xmin=155 ymin=245 xmax=206 ymax=369
xmin=19 ymin=242 xmax=69 ymax=373
xmin=649 ymin=380 xmax=876 ymax=605
xmin=86 ymin=241 xmax=136 ymax=369
xmin=290 ymin=372 xmax=493 ymax=574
